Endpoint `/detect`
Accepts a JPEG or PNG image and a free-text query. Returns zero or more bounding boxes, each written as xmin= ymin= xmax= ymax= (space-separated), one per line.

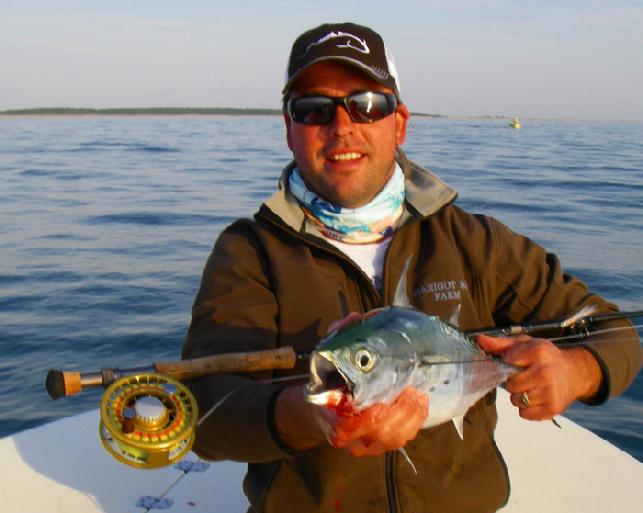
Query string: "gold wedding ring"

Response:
xmin=520 ymin=392 xmax=531 ymax=408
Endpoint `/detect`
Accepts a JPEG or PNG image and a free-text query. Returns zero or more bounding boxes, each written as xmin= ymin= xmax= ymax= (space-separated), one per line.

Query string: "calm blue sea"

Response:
xmin=0 ymin=116 xmax=641 ymax=461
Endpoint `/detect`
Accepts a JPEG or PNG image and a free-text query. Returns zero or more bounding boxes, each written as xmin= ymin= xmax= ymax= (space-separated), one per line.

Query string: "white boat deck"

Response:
xmin=1 ymin=389 xmax=641 ymax=513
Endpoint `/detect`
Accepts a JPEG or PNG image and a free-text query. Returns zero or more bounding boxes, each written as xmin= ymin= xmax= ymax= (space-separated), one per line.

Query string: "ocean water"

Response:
xmin=0 ymin=115 xmax=641 ymax=462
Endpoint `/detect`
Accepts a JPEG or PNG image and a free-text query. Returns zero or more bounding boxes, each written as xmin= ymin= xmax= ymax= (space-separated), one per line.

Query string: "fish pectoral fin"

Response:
xmin=452 ymin=414 xmax=465 ymax=440
xmin=398 ymin=447 xmax=418 ymax=475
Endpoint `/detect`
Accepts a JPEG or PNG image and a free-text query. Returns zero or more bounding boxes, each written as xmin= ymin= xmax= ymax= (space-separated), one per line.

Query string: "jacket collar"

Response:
xmin=261 ymin=149 xmax=457 ymax=235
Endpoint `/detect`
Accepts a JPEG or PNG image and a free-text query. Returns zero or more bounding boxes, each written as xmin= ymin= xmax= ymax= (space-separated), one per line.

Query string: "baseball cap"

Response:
xmin=283 ymin=22 xmax=401 ymax=99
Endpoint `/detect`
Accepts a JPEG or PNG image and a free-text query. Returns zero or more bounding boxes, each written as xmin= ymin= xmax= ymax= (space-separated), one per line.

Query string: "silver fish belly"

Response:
xmin=305 ymin=306 xmax=520 ymax=438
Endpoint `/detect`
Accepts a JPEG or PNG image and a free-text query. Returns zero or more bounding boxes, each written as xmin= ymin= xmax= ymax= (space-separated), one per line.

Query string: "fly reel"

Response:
xmin=99 ymin=373 xmax=198 ymax=469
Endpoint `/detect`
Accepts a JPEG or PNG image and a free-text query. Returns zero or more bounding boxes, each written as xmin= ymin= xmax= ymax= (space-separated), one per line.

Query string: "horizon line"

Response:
xmin=1 ymin=107 xmax=641 ymax=124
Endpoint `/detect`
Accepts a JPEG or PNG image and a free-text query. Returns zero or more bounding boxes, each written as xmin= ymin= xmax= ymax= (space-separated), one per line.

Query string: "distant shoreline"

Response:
xmin=0 ymin=107 xmax=283 ymax=116
xmin=3 ymin=108 xmax=638 ymax=123
xmin=0 ymin=107 xmax=448 ymax=118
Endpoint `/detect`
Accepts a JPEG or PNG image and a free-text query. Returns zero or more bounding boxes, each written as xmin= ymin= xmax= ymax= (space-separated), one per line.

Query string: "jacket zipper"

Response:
xmin=304 ymin=221 xmax=401 ymax=513
xmin=261 ymin=210 xmax=403 ymax=512
xmin=385 ymin=452 xmax=398 ymax=513
xmin=382 ymin=235 xmax=400 ymax=513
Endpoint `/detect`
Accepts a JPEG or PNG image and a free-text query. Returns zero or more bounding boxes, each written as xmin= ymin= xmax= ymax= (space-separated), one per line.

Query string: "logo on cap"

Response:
xmin=304 ymin=31 xmax=370 ymax=56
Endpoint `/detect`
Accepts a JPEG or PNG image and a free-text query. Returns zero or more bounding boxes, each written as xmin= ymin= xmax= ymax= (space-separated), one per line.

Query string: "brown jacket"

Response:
xmin=183 ymin=152 xmax=642 ymax=513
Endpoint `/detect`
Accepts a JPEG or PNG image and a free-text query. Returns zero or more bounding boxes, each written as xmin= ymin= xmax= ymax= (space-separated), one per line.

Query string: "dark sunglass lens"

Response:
xmin=290 ymin=97 xmax=334 ymax=124
xmin=347 ymin=92 xmax=395 ymax=123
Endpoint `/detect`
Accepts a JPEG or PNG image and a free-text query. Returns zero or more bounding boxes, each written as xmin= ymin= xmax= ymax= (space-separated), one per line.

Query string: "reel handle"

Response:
xmin=153 ymin=346 xmax=298 ymax=380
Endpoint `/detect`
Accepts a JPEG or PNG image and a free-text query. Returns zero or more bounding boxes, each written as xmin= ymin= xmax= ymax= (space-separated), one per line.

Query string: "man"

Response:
xmin=182 ymin=23 xmax=641 ymax=513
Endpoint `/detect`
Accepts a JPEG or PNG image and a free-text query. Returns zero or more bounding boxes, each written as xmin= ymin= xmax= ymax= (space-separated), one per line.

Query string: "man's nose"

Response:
xmin=329 ymin=104 xmax=355 ymax=136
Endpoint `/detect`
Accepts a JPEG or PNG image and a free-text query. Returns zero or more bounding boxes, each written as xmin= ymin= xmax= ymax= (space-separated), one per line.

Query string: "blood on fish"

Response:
xmin=325 ymin=391 xmax=356 ymax=417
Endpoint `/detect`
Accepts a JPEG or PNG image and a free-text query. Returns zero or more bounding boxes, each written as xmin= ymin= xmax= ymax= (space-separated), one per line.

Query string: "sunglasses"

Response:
xmin=286 ymin=91 xmax=397 ymax=125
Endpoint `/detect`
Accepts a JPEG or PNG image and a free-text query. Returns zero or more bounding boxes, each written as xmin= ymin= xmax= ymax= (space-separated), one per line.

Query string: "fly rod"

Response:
xmin=46 ymin=309 xmax=642 ymax=400
xmin=463 ymin=309 xmax=643 ymax=339
xmin=46 ymin=346 xmax=304 ymax=400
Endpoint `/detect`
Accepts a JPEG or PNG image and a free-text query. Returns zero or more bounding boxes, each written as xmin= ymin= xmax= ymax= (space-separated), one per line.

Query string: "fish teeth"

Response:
xmin=331 ymin=152 xmax=362 ymax=161
xmin=306 ymin=389 xmax=344 ymax=406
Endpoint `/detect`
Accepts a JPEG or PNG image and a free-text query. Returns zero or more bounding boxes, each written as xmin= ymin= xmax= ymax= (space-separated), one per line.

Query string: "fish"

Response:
xmin=304 ymin=259 xmax=521 ymax=439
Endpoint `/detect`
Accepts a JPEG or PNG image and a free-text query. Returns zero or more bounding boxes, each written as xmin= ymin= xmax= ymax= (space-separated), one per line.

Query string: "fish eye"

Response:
xmin=354 ymin=349 xmax=376 ymax=372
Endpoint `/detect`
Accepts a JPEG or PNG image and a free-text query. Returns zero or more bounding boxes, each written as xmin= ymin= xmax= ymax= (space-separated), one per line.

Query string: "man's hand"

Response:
xmin=274 ymin=385 xmax=428 ymax=456
xmin=331 ymin=387 xmax=428 ymax=457
xmin=477 ymin=334 xmax=603 ymax=420
xmin=274 ymin=384 xmax=335 ymax=451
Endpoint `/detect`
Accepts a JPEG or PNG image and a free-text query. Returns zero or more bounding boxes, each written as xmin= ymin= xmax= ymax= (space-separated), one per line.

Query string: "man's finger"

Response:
xmin=476 ymin=334 xmax=517 ymax=353
xmin=327 ymin=311 xmax=362 ymax=334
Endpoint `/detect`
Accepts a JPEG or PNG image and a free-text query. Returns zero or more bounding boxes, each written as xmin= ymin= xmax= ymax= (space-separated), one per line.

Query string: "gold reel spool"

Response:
xmin=99 ymin=373 xmax=198 ymax=469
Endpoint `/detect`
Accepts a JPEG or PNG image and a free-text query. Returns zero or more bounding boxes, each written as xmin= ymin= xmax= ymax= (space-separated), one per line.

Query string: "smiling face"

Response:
xmin=284 ymin=61 xmax=410 ymax=208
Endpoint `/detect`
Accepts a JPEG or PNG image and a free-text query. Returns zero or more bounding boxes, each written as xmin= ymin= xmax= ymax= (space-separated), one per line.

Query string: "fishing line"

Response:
xmin=197 ymin=374 xmax=311 ymax=427
xmin=262 ymin=373 xmax=311 ymax=384
xmin=141 ymin=471 xmax=187 ymax=513
xmin=197 ymin=388 xmax=239 ymax=428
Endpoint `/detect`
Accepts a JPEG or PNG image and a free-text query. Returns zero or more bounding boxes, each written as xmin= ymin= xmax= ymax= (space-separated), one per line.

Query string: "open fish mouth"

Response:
xmin=304 ymin=353 xmax=353 ymax=406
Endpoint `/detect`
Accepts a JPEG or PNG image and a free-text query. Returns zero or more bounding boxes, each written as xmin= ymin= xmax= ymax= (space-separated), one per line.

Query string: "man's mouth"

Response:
xmin=328 ymin=152 xmax=363 ymax=162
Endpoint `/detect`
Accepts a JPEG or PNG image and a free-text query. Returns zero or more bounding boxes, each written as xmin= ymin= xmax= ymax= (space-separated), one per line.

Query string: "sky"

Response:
xmin=2 ymin=0 xmax=643 ymax=121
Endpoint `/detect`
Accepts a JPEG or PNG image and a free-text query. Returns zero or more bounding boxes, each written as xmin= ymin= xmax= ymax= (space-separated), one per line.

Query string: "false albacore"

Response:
xmin=304 ymin=260 xmax=521 ymax=439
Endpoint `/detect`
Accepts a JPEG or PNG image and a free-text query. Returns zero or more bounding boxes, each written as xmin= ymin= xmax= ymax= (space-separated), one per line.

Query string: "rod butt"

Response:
xmin=46 ymin=370 xmax=82 ymax=399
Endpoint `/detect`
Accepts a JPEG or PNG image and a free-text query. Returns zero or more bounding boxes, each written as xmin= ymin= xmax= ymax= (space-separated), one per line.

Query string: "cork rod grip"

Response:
xmin=153 ymin=346 xmax=298 ymax=381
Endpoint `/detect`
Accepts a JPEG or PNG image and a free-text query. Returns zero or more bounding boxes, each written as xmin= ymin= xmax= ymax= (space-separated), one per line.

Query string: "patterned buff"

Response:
xmin=288 ymin=164 xmax=405 ymax=244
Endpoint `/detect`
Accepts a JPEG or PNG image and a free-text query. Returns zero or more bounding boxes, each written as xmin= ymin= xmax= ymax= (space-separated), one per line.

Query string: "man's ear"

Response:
xmin=395 ymin=103 xmax=410 ymax=147
xmin=284 ymin=113 xmax=293 ymax=151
